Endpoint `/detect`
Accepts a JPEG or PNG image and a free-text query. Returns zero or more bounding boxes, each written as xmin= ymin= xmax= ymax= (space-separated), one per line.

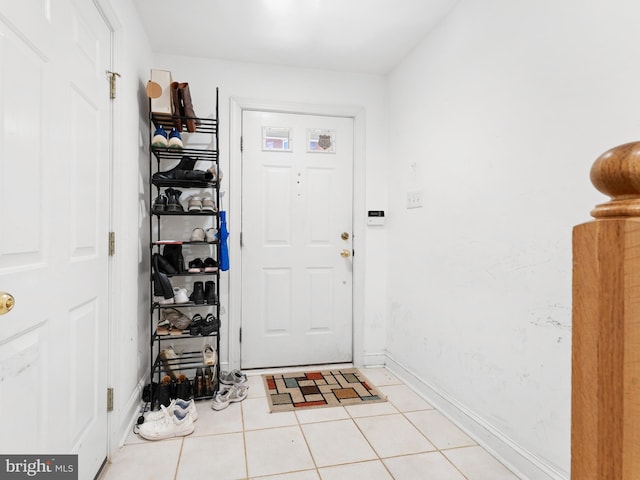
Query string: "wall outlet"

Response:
xmin=407 ymin=190 xmax=424 ymax=209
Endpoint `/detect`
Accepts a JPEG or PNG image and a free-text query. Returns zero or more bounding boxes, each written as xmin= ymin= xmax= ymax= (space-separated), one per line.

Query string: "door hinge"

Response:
xmin=107 ymin=387 xmax=114 ymax=412
xmin=240 ymin=232 xmax=243 ymax=248
xmin=240 ymin=136 xmax=243 ymax=152
xmin=106 ymin=70 xmax=120 ymax=100
xmin=108 ymin=231 xmax=115 ymax=256
xmin=239 ymin=327 xmax=242 ymax=343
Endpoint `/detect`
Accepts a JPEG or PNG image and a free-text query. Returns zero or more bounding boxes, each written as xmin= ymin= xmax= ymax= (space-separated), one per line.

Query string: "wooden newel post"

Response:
xmin=572 ymin=142 xmax=640 ymax=479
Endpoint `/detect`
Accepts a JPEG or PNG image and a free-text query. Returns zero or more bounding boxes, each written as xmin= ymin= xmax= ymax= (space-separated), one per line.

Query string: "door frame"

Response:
xmin=228 ymin=98 xmax=366 ymax=371
xmin=93 ymin=0 xmax=121 ymax=459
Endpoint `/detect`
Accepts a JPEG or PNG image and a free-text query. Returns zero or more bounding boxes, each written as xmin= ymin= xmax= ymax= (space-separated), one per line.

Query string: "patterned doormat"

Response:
xmin=263 ymin=368 xmax=386 ymax=413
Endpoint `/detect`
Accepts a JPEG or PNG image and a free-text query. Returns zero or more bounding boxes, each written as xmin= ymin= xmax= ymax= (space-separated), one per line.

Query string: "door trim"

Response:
xmin=228 ymin=98 xmax=367 ymax=371
xmin=92 ymin=0 xmax=120 ymax=460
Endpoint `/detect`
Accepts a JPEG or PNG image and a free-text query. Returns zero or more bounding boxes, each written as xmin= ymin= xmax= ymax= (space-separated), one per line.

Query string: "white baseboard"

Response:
xmin=384 ymin=354 xmax=569 ymax=480
xmin=361 ymin=351 xmax=387 ymax=367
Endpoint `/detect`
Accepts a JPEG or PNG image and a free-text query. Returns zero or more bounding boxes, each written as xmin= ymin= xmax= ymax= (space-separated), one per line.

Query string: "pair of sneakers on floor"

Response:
xmin=211 ymin=370 xmax=249 ymax=411
xmin=139 ymin=398 xmax=198 ymax=441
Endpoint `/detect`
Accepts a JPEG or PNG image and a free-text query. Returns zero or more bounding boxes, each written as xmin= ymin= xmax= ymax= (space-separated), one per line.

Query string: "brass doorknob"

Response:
xmin=0 ymin=292 xmax=15 ymax=315
xmin=340 ymin=249 xmax=351 ymax=258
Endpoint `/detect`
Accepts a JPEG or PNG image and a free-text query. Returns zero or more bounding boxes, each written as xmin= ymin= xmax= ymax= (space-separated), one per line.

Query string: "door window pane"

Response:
xmin=307 ymin=129 xmax=335 ymax=153
xmin=263 ymin=126 xmax=292 ymax=151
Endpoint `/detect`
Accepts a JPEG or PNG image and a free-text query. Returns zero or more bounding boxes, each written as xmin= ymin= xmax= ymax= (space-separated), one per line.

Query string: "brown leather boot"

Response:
xmin=170 ymin=81 xmax=183 ymax=131
xmin=178 ymin=82 xmax=198 ymax=132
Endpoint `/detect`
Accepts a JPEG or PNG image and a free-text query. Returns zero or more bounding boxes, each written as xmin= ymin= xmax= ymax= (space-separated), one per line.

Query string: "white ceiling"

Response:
xmin=132 ymin=0 xmax=459 ymax=74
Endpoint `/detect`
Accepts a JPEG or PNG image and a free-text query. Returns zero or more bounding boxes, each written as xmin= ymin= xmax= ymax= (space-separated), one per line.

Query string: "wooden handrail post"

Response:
xmin=572 ymin=142 xmax=640 ymax=479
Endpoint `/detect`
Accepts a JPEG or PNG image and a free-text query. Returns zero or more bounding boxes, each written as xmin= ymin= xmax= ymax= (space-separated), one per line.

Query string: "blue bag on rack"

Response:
xmin=217 ymin=210 xmax=229 ymax=271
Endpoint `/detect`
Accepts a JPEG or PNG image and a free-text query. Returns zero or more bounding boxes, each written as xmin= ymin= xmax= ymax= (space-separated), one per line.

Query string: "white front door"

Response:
xmin=241 ymin=111 xmax=354 ymax=368
xmin=0 ymin=1 xmax=111 ymax=478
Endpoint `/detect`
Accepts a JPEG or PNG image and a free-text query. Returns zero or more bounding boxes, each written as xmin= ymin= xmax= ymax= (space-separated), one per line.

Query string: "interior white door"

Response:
xmin=0 ymin=1 xmax=111 ymax=478
xmin=241 ymin=111 xmax=354 ymax=368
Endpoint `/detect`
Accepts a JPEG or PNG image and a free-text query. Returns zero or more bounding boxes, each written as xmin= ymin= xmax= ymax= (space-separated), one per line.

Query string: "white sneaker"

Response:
xmin=187 ymin=196 xmax=203 ymax=212
xmin=205 ymin=227 xmax=217 ymax=243
xmin=138 ymin=405 xmax=195 ymax=440
xmin=173 ymin=287 xmax=189 ymax=304
xmin=190 ymin=227 xmax=206 ymax=242
xmin=200 ymin=194 xmax=216 ymax=213
xmin=145 ymin=398 xmax=198 ymax=423
xmin=219 ymin=369 xmax=248 ymax=386
xmin=203 ymin=344 xmax=217 ymax=366
xmin=211 ymin=384 xmax=249 ymax=411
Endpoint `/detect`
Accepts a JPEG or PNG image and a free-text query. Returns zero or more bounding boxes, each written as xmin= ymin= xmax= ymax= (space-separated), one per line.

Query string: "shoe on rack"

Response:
xmin=204 ymin=366 xmax=216 ymax=397
xmin=153 ymin=156 xmax=206 ymax=187
xmin=187 ymin=196 xmax=202 ymax=212
xmin=219 ymin=369 xmax=248 ymax=386
xmin=159 ymin=347 xmax=181 ymax=381
xmin=167 ymin=128 xmax=183 ymax=149
xmin=170 ymin=82 xmax=183 ymax=132
xmin=165 ymin=188 xmax=184 ymax=212
xmin=200 ymin=313 xmax=218 ymax=336
xmin=205 ymin=227 xmax=217 ymax=243
xmin=152 ymin=193 xmax=167 ymax=213
xmin=138 ymin=404 xmax=194 ymax=441
xmin=153 ymin=295 xmax=174 ymax=305
xmin=151 ymin=125 xmax=168 ymax=148
xmin=203 ymin=344 xmax=217 ymax=366
xmin=163 ymin=244 xmax=185 ymax=273
xmin=189 ymin=281 xmax=205 ymax=305
xmin=207 ymin=165 xmax=223 ymax=183
xmin=190 ymin=227 xmax=206 ymax=242
xmin=175 ymin=374 xmax=193 ymax=400
xmin=157 ymin=320 xmax=170 ymax=336
xmin=193 ymin=368 xmax=204 ymax=398
xmin=204 ymin=281 xmax=216 ymax=305
xmin=153 ymin=255 xmax=175 ymax=304
xmin=189 ymin=313 xmax=203 ymax=336
xmin=153 ymin=253 xmax=177 ymax=275
xmin=162 ymin=308 xmax=191 ymax=331
xmin=178 ymin=82 xmax=199 ymax=133
xmin=173 ymin=287 xmax=189 ymax=304
xmin=188 ymin=258 xmax=204 ymax=273
xmin=200 ymin=194 xmax=216 ymax=212
xmin=211 ymin=384 xmax=249 ymax=411
xmin=203 ymin=258 xmax=218 ymax=273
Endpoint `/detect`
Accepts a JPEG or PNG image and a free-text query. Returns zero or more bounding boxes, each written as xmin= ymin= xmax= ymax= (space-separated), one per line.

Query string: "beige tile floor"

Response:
xmin=99 ymin=367 xmax=521 ymax=480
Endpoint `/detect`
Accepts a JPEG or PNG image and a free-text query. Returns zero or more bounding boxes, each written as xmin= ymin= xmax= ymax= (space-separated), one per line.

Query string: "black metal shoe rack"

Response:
xmin=147 ymin=88 xmax=221 ymax=408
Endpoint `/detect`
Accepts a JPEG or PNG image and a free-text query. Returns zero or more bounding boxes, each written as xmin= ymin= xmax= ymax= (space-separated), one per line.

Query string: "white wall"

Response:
xmin=385 ymin=0 xmax=640 ymax=478
xmin=150 ymin=54 xmax=390 ymax=369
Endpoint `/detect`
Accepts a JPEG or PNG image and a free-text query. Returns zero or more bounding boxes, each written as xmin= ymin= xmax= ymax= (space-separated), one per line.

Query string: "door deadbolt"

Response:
xmin=341 ymin=232 xmax=350 ymax=241
xmin=340 ymin=249 xmax=351 ymax=258
xmin=0 ymin=292 xmax=15 ymax=315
